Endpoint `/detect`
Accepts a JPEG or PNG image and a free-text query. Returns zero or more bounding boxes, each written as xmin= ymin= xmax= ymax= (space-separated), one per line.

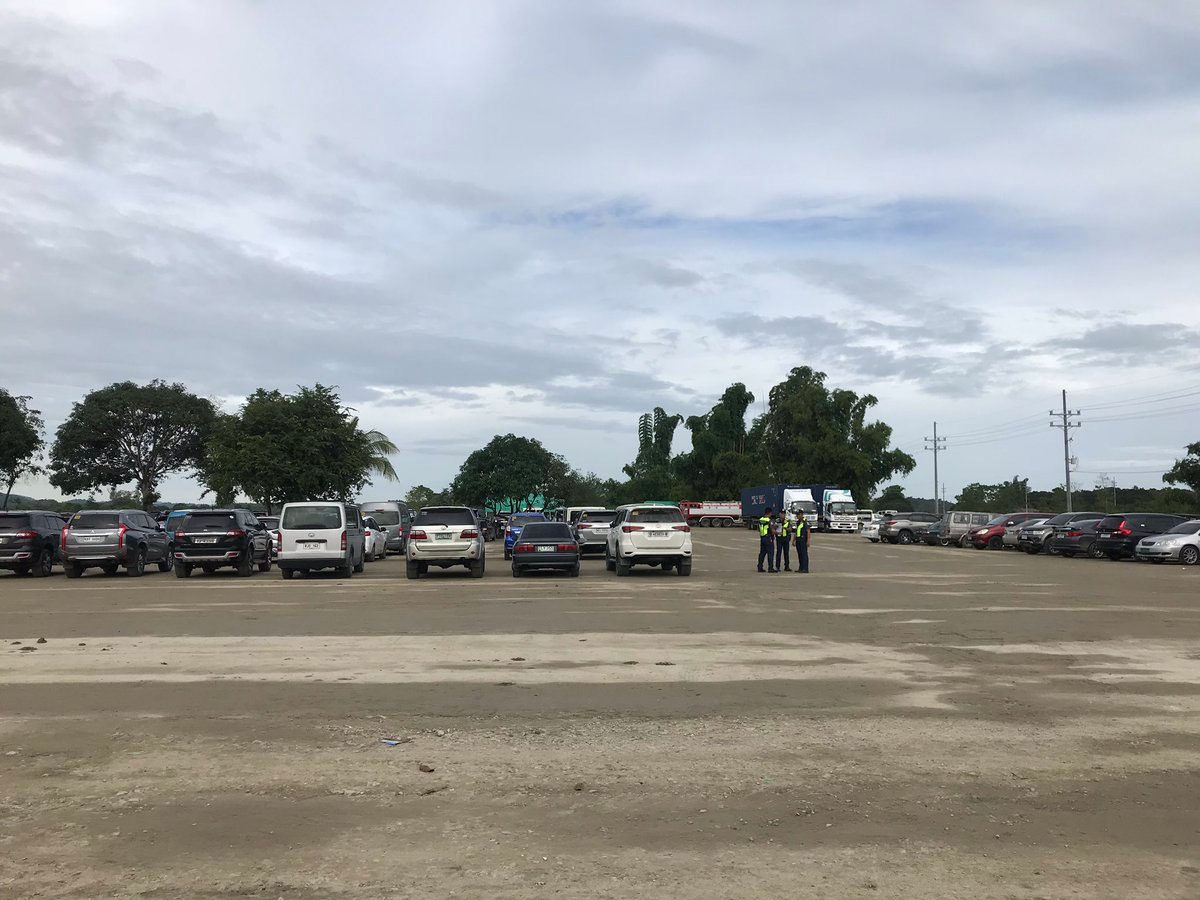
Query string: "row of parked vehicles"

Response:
xmin=863 ymin=509 xmax=1200 ymax=565
xmin=0 ymin=500 xmax=695 ymax=580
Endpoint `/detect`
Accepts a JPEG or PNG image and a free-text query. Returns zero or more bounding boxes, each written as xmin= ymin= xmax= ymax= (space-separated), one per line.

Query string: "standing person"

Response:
xmin=794 ymin=513 xmax=810 ymax=574
xmin=775 ymin=508 xmax=794 ymax=572
xmin=757 ymin=507 xmax=776 ymax=573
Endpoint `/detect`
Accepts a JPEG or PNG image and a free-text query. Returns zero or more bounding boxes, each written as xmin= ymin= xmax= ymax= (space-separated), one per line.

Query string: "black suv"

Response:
xmin=0 ymin=510 xmax=68 ymax=577
xmin=174 ymin=509 xmax=273 ymax=577
xmin=63 ymin=509 xmax=173 ymax=578
xmin=1092 ymin=513 xmax=1190 ymax=561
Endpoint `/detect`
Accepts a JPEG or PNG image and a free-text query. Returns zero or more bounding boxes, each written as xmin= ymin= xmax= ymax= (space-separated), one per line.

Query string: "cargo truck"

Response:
xmin=679 ymin=500 xmax=741 ymax=528
xmin=739 ymin=485 xmax=818 ymax=530
xmin=816 ymin=487 xmax=858 ymax=532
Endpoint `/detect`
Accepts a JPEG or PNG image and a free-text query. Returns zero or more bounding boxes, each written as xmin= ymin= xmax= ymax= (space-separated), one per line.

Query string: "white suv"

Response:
xmin=406 ymin=506 xmax=485 ymax=579
xmin=605 ymin=504 xmax=693 ymax=576
xmin=276 ymin=501 xmax=366 ymax=579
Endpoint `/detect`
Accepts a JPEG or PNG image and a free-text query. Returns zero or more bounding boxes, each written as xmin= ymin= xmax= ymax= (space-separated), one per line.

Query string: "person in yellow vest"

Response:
xmin=794 ymin=514 xmax=810 ymax=573
xmin=775 ymin=510 xmax=794 ymax=572
xmin=757 ymin=507 xmax=776 ymax=573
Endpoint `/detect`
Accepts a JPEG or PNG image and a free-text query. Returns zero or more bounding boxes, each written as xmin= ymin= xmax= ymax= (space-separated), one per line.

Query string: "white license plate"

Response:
xmin=537 ymin=545 xmax=555 ymax=552
xmin=195 ymin=537 xmax=218 ymax=544
xmin=78 ymin=535 xmax=104 ymax=544
xmin=648 ymin=531 xmax=670 ymax=539
xmin=435 ymin=533 xmax=452 ymax=541
xmin=301 ymin=542 xmax=322 ymax=551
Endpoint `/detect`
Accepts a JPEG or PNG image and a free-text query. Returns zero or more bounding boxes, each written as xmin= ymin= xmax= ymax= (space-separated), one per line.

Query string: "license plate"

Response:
xmin=301 ymin=542 xmax=322 ymax=551
xmin=0 ymin=537 xmax=7 ymax=544
xmin=195 ymin=537 xmax=218 ymax=544
xmin=537 ymin=545 xmax=554 ymax=552
xmin=648 ymin=531 xmax=668 ymax=539
xmin=78 ymin=535 xmax=104 ymax=544
xmin=435 ymin=533 xmax=452 ymax=541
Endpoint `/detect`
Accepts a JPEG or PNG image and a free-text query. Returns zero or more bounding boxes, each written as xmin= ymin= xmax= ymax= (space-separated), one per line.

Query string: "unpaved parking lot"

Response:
xmin=2 ymin=533 xmax=1199 ymax=898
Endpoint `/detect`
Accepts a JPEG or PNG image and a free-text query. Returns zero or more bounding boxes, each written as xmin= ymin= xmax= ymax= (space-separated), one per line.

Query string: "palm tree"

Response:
xmin=363 ymin=429 xmax=399 ymax=482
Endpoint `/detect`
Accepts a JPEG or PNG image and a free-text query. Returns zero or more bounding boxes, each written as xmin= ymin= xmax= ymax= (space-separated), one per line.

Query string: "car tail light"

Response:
xmin=460 ymin=529 xmax=479 ymax=539
xmin=514 ymin=543 xmax=535 ymax=553
xmin=1066 ymin=529 xmax=1083 ymax=538
xmin=227 ymin=528 xmax=246 ymax=538
xmin=506 ymin=527 xmax=513 ymax=535
xmin=340 ymin=530 xmax=347 ymax=551
xmin=577 ymin=523 xmax=591 ymax=529
xmin=13 ymin=529 xmax=38 ymax=540
xmin=117 ymin=524 xmax=128 ymax=549
xmin=673 ymin=524 xmax=691 ymax=532
xmin=622 ymin=525 xmax=644 ymax=533
xmin=409 ymin=529 xmax=428 ymax=541
xmin=884 ymin=520 xmax=897 ymax=527
xmin=61 ymin=527 xmax=68 ymax=551
xmin=556 ymin=543 xmax=577 ymax=552
xmin=273 ymin=530 xmax=281 ymax=553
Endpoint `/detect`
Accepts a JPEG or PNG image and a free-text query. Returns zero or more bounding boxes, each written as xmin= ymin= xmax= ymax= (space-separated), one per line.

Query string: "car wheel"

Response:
xmin=157 ymin=546 xmax=173 ymax=572
xmin=511 ymin=565 xmax=522 ymax=578
xmin=897 ymin=530 xmax=913 ymax=545
xmin=353 ymin=550 xmax=365 ymax=573
xmin=959 ymin=535 xmax=972 ymax=548
xmin=175 ymin=563 xmax=192 ymax=578
xmin=237 ymin=548 xmax=254 ymax=577
xmin=1087 ymin=542 xmax=1106 ymax=560
xmin=406 ymin=560 xmax=420 ymax=579
xmin=677 ymin=559 xmax=692 ymax=577
xmin=503 ymin=550 xmax=512 ymax=561
xmin=32 ymin=547 xmax=53 ymax=578
xmin=127 ymin=547 xmax=147 ymax=577
xmin=64 ymin=562 xmax=82 ymax=579
xmin=102 ymin=563 xmax=119 ymax=576
xmin=569 ymin=563 xmax=580 ymax=577
xmin=1181 ymin=546 xmax=1199 ymax=566
xmin=280 ymin=568 xmax=295 ymax=580
xmin=470 ymin=557 xmax=485 ymax=579
xmin=341 ymin=555 xmax=354 ymax=578
xmin=616 ymin=556 xmax=631 ymax=577
xmin=987 ymin=536 xmax=1003 ymax=551
xmin=258 ymin=552 xmax=272 ymax=573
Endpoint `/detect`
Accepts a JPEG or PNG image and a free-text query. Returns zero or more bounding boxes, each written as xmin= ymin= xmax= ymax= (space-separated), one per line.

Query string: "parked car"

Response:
xmin=503 ymin=511 xmax=547 ymax=560
xmin=363 ymin=515 xmax=388 ymax=561
xmin=605 ymin=504 xmax=693 ymax=576
xmin=1005 ymin=517 xmax=1049 ymax=550
xmin=879 ymin=513 xmax=941 ymax=545
xmin=1134 ymin=519 xmax=1200 ymax=565
xmin=922 ymin=518 xmax=948 ymax=546
xmin=163 ymin=509 xmax=192 ymax=543
xmin=1017 ymin=511 xmax=1105 ymax=555
xmin=174 ymin=508 xmax=273 ymax=577
xmin=0 ymin=510 xmax=68 ymax=577
xmin=357 ymin=500 xmax=411 ymax=555
xmin=1049 ymin=519 xmax=1105 ymax=558
xmin=276 ymin=501 xmax=365 ymax=579
xmin=862 ymin=519 xmax=882 ymax=542
xmin=573 ymin=508 xmax=616 ymax=556
xmin=938 ymin=511 xmax=992 ymax=547
xmin=62 ymin=509 xmax=173 ymax=578
xmin=969 ymin=512 xmax=1046 ymax=550
xmin=511 ymin=522 xmax=580 ymax=577
xmin=1091 ymin=513 xmax=1191 ymax=561
xmin=406 ymin=506 xmax=485 ymax=579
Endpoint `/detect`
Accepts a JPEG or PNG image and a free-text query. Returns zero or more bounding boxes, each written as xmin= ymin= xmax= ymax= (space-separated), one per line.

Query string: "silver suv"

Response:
xmin=406 ymin=506 xmax=485 ymax=579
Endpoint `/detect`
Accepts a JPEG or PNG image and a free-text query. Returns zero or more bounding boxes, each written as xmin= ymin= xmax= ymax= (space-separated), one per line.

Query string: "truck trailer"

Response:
xmin=679 ymin=500 xmax=741 ymax=528
xmin=739 ymin=485 xmax=819 ymax=530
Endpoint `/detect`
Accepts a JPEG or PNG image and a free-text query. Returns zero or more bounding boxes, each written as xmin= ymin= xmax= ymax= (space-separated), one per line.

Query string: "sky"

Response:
xmin=2 ymin=0 xmax=1199 ymax=505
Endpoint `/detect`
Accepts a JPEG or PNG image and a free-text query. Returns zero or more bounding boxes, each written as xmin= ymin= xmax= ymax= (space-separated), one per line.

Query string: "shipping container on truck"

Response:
xmin=738 ymin=485 xmax=819 ymax=529
xmin=679 ymin=500 xmax=741 ymax=528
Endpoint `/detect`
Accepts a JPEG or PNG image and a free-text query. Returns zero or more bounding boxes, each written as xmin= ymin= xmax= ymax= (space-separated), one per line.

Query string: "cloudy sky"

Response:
xmin=3 ymin=0 xmax=1199 ymax=504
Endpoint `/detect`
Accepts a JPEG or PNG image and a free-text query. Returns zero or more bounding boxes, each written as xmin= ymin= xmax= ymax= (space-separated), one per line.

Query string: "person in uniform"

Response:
xmin=794 ymin=513 xmax=810 ymax=573
xmin=757 ymin=507 xmax=776 ymax=573
xmin=775 ymin=508 xmax=794 ymax=572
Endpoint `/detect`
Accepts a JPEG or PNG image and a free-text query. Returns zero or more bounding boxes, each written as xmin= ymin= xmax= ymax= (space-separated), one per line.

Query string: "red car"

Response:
xmin=969 ymin=512 xmax=1046 ymax=550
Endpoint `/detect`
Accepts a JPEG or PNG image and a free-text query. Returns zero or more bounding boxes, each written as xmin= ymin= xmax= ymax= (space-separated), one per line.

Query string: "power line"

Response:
xmin=1079 ymin=384 xmax=1200 ymax=413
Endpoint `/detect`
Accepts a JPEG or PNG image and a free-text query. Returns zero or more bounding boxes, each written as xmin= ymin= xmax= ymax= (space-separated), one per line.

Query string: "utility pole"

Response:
xmin=1049 ymin=390 xmax=1081 ymax=512
xmin=925 ymin=422 xmax=947 ymax=515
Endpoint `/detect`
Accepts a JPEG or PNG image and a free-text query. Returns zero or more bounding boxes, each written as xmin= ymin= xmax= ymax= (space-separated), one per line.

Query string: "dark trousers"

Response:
xmin=757 ymin=535 xmax=775 ymax=571
xmin=795 ymin=536 xmax=810 ymax=573
xmin=775 ymin=537 xmax=791 ymax=570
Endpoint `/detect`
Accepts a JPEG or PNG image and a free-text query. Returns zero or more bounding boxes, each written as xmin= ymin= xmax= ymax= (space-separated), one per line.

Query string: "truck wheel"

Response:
xmin=720 ymin=518 xmax=731 ymax=528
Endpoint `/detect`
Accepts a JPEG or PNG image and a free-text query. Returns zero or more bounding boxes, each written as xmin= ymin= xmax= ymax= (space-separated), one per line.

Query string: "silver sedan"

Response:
xmin=1135 ymin=520 xmax=1200 ymax=565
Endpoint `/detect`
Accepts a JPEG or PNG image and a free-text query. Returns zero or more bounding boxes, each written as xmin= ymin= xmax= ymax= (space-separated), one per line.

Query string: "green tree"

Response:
xmin=955 ymin=482 xmax=993 ymax=510
xmin=992 ymin=476 xmax=1030 ymax=512
xmin=199 ymin=385 xmax=374 ymax=513
xmin=50 ymin=381 xmax=215 ymax=510
xmin=676 ymin=384 xmax=763 ymax=498
xmin=0 ymin=390 xmax=45 ymax=511
xmin=363 ymin=429 xmax=400 ymax=482
xmin=405 ymin=484 xmax=452 ymax=509
xmin=451 ymin=434 xmax=558 ymax=512
xmin=757 ymin=366 xmax=915 ymax=503
xmin=623 ymin=407 xmax=683 ymax=500
xmin=1164 ymin=442 xmax=1200 ymax=501
xmin=874 ymin=484 xmax=913 ymax=512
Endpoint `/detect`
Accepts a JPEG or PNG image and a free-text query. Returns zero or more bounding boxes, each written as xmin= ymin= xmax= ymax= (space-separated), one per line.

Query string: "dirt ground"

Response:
xmin=2 ymin=531 xmax=1199 ymax=898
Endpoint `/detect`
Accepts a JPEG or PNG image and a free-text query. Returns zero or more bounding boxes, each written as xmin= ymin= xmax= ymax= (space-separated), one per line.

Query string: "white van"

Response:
xmin=277 ymin=501 xmax=366 ymax=579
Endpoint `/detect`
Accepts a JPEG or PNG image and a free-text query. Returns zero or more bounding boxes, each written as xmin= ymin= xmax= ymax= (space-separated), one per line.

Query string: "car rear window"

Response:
xmin=281 ymin=506 xmax=344 ymax=530
xmin=510 ymin=513 xmax=545 ymax=523
xmin=72 ymin=512 xmax=119 ymax=529
xmin=0 ymin=514 xmax=32 ymax=531
xmin=1166 ymin=520 xmax=1200 ymax=535
xmin=181 ymin=512 xmax=238 ymax=532
xmin=519 ymin=523 xmax=572 ymax=541
xmin=628 ymin=507 xmax=684 ymax=523
xmin=1096 ymin=515 xmax=1125 ymax=530
xmin=258 ymin=517 xmax=279 ymax=529
xmin=1043 ymin=513 xmax=1074 ymax=526
xmin=414 ymin=508 xmax=475 ymax=526
xmin=362 ymin=509 xmax=400 ymax=525
xmin=578 ymin=510 xmax=615 ymax=523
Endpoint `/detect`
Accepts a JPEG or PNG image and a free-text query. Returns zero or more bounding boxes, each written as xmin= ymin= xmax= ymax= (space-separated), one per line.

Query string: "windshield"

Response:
xmin=0 ymin=514 xmax=32 ymax=531
xmin=985 ymin=515 xmax=1008 ymax=526
xmin=791 ymin=501 xmax=817 ymax=513
xmin=72 ymin=512 xmax=119 ymax=529
xmin=361 ymin=509 xmax=400 ymax=525
xmin=180 ymin=512 xmax=238 ymax=532
xmin=414 ymin=508 xmax=475 ymax=526
xmin=281 ymin=506 xmax=344 ymax=530
xmin=829 ymin=502 xmax=856 ymax=514
xmin=1166 ymin=520 xmax=1200 ymax=535
xmin=628 ymin=507 xmax=684 ymax=523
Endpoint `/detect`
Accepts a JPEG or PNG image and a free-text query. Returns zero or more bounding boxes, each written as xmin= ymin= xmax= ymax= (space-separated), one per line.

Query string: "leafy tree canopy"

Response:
xmin=873 ymin=484 xmax=913 ymax=512
xmin=451 ymin=434 xmax=558 ymax=512
xmin=0 ymin=389 xmax=45 ymax=511
xmin=49 ymin=380 xmax=215 ymax=510
xmin=1164 ymin=442 xmax=1200 ymax=499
